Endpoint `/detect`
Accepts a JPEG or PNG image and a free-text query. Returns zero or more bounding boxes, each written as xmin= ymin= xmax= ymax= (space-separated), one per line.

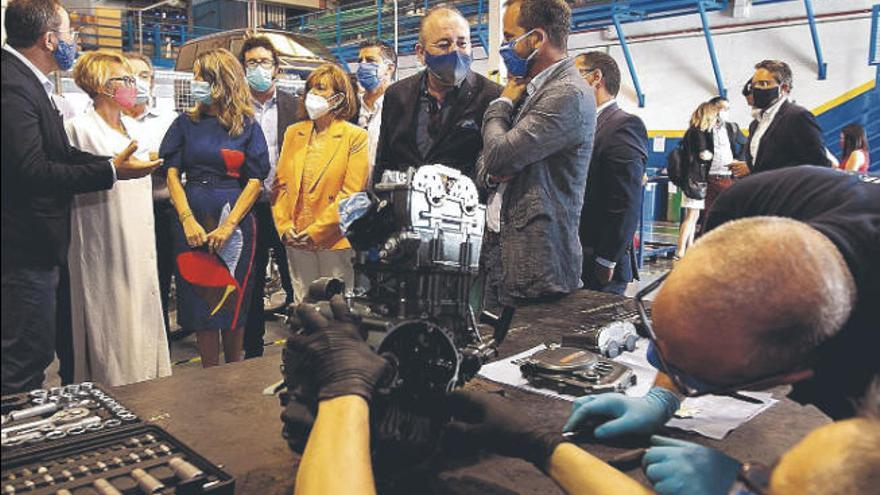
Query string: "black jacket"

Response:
xmin=276 ymin=89 xmax=306 ymax=150
xmin=579 ymin=102 xmax=648 ymax=284
xmin=681 ymin=126 xmax=713 ymax=199
xmin=1 ymin=49 xmax=115 ymax=269
xmin=373 ymin=70 xmax=501 ymax=184
xmin=746 ymin=99 xmax=832 ymax=173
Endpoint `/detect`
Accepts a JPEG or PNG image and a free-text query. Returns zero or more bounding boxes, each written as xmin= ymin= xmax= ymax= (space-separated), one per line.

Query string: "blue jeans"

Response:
xmin=1 ymin=266 xmax=60 ymax=394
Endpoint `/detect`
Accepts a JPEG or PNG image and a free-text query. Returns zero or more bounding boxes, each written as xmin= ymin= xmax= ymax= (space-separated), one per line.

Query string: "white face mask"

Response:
xmin=305 ymin=92 xmax=341 ymax=120
xmin=718 ymin=109 xmax=730 ymax=123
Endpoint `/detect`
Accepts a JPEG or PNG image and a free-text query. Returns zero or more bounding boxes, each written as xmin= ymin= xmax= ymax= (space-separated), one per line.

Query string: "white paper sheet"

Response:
xmin=479 ymin=339 xmax=777 ymax=440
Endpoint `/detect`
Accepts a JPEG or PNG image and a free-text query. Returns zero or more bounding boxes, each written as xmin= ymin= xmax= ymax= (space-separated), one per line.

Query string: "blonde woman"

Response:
xmin=64 ymin=50 xmax=171 ymax=386
xmin=159 ymin=48 xmax=269 ymax=366
xmin=272 ymin=63 xmax=368 ymax=303
xmin=676 ymin=101 xmax=717 ymax=259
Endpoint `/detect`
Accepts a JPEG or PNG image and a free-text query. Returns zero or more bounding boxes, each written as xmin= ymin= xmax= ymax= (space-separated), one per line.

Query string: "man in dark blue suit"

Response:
xmin=575 ymin=52 xmax=648 ymax=295
xmin=2 ymin=0 xmax=160 ymax=393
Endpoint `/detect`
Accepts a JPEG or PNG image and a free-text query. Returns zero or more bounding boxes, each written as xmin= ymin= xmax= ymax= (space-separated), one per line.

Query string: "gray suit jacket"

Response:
xmin=478 ymin=59 xmax=596 ymax=303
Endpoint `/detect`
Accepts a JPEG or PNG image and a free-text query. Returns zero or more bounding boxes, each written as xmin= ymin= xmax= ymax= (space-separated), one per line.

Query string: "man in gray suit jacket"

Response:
xmin=478 ymin=0 xmax=595 ymax=308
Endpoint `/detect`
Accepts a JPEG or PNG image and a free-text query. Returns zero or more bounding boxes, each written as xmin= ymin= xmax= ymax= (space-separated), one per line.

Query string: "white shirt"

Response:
xmin=749 ymin=96 xmax=787 ymax=165
xmin=487 ymin=58 xmax=569 ymax=233
xmin=133 ymin=106 xmax=177 ymax=200
xmin=710 ymin=123 xmax=734 ymax=175
xmin=596 ymin=98 xmax=616 ymax=117
xmin=359 ymin=92 xmax=385 ymax=185
xmin=252 ymin=90 xmax=279 ymax=193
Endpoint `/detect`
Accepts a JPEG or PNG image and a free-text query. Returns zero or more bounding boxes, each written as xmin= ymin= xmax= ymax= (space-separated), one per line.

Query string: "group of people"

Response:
xmin=2 ymin=0 xmax=878 ymax=492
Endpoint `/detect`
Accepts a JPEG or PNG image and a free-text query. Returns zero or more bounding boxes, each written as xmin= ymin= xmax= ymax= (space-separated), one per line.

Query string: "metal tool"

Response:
xmin=1 ymin=407 xmax=90 ymax=437
xmin=132 ymin=468 xmax=165 ymax=494
xmin=93 ymin=478 xmax=122 ymax=495
xmin=0 ymin=402 xmax=59 ymax=426
xmin=168 ymin=457 xmax=204 ymax=480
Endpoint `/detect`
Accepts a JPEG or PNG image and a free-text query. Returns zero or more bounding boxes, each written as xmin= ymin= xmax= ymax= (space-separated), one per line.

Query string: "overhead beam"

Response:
xmin=698 ymin=1 xmax=727 ymax=98
xmin=803 ymin=0 xmax=828 ymax=80
xmin=611 ymin=13 xmax=646 ymax=107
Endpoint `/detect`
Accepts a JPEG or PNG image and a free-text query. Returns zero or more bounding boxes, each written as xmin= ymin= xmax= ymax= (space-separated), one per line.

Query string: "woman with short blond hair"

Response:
xmin=272 ymin=63 xmax=367 ymax=303
xmin=160 ymin=48 xmax=269 ymax=367
xmin=65 ymin=49 xmax=171 ymax=386
xmin=675 ymin=101 xmax=719 ymax=258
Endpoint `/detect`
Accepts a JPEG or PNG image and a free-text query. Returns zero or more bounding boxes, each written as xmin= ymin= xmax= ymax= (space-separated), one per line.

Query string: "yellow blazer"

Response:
xmin=272 ymin=119 xmax=368 ymax=250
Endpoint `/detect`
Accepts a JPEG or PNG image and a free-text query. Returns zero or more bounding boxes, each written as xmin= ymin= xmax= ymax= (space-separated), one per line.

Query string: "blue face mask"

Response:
xmin=53 ymin=35 xmax=78 ymax=72
xmin=500 ymin=29 xmax=538 ymax=79
xmin=357 ymin=62 xmax=382 ymax=92
xmin=423 ymin=50 xmax=471 ymax=86
xmin=246 ymin=66 xmax=274 ymax=93
xmin=646 ymin=342 xmax=716 ymax=395
xmin=190 ymin=80 xmax=213 ymax=105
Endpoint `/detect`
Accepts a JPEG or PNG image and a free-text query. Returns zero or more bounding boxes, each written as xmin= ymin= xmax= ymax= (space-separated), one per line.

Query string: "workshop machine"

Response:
xmin=280 ymin=165 xmax=513 ymax=474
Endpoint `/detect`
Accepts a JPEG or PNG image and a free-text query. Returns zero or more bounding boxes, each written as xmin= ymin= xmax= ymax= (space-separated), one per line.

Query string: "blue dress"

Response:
xmin=159 ymin=115 xmax=269 ymax=331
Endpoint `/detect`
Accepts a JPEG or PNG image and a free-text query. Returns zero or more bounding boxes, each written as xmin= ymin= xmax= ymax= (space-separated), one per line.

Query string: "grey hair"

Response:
xmin=689 ymin=216 xmax=855 ymax=376
xmin=418 ymin=5 xmax=469 ymax=46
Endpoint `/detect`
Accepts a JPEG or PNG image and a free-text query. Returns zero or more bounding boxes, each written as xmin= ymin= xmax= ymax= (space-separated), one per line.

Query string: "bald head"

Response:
xmin=418 ymin=7 xmax=470 ymax=46
xmin=770 ymin=416 xmax=880 ymax=494
xmin=652 ymin=217 xmax=856 ymax=386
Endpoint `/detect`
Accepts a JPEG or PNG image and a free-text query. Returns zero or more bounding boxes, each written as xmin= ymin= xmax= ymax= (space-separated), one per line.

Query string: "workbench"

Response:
xmin=113 ymin=290 xmax=829 ymax=494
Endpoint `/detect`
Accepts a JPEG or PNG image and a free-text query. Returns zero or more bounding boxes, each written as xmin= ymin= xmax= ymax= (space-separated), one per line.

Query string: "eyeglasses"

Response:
xmin=429 ymin=39 xmax=469 ymax=52
xmin=635 ymin=271 xmax=814 ymax=402
xmin=578 ymin=66 xmax=598 ymax=78
xmin=737 ymin=461 xmax=773 ymax=495
xmin=52 ymin=29 xmax=79 ymax=43
xmin=107 ymin=76 xmax=136 ymax=87
xmin=245 ymin=59 xmax=275 ymax=70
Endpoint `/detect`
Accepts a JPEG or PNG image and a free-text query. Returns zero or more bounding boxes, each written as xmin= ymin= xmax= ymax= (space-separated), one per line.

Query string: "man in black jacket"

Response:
xmin=575 ymin=52 xmax=647 ymax=295
xmin=1 ymin=0 xmax=160 ymax=393
xmin=372 ymin=6 xmax=501 ymax=184
xmin=729 ymin=60 xmax=831 ymax=177
xmin=239 ymin=36 xmax=305 ymax=358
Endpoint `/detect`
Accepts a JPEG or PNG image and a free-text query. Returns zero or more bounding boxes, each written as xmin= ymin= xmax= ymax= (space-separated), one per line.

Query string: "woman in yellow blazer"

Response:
xmin=272 ymin=63 xmax=368 ymax=303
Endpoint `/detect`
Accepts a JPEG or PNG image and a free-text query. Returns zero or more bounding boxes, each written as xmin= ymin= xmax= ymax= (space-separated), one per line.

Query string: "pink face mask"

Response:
xmin=112 ymin=85 xmax=138 ymax=109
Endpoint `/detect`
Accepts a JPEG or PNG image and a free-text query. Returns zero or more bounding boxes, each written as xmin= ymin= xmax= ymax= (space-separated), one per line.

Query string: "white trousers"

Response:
xmin=286 ymin=247 xmax=355 ymax=304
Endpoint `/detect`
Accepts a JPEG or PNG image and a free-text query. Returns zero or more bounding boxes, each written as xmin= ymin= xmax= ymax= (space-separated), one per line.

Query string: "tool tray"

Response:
xmin=2 ymin=384 xmax=141 ymax=455
xmin=2 ymin=424 xmax=234 ymax=495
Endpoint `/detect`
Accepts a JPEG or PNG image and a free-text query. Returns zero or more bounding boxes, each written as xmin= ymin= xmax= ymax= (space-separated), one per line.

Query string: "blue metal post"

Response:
xmin=697 ymin=1 xmax=726 ymax=98
xmin=803 ymin=0 xmax=828 ymax=80
xmin=868 ymin=5 xmax=879 ymax=88
xmin=377 ymin=0 xmax=383 ymax=38
xmin=424 ymin=0 xmax=429 ymax=15
xmin=153 ymin=25 xmax=161 ymax=61
xmin=611 ymin=14 xmax=646 ymax=107
xmin=335 ymin=6 xmax=341 ymax=48
xmin=477 ymin=0 xmax=484 ymax=43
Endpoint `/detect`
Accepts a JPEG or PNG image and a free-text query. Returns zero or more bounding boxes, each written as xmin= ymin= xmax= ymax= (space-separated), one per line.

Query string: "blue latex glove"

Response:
xmin=642 ymin=435 xmax=742 ymax=495
xmin=562 ymin=387 xmax=680 ymax=439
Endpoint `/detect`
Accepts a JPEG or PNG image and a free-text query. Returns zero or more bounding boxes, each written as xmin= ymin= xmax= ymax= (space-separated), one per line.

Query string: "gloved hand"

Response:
xmin=444 ymin=390 xmax=566 ymax=470
xmin=562 ymin=387 xmax=680 ymax=439
xmin=287 ymin=294 xmax=392 ymax=403
xmin=642 ymin=435 xmax=741 ymax=495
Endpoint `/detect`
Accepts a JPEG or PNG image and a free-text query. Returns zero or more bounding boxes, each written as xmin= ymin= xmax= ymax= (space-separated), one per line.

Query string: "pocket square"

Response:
xmin=458 ymin=119 xmax=479 ymax=131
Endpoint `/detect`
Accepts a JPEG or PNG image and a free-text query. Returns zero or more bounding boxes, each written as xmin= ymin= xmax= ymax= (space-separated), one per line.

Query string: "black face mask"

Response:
xmin=751 ymin=85 xmax=780 ymax=110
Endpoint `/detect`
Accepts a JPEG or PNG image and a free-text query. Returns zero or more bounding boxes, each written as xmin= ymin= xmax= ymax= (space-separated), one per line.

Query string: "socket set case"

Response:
xmin=2 ymin=383 xmax=141 ymax=454
xmin=1 ymin=424 xmax=235 ymax=495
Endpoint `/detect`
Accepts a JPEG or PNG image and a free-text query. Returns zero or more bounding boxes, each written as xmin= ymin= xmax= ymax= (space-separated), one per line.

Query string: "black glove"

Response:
xmin=287 ymin=294 xmax=392 ymax=403
xmin=444 ymin=390 xmax=567 ymax=471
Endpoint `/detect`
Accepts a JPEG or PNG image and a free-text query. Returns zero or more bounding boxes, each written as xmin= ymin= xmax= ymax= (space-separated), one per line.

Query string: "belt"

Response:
xmin=187 ymin=176 xmax=241 ymax=187
xmin=708 ymin=174 xmax=733 ymax=179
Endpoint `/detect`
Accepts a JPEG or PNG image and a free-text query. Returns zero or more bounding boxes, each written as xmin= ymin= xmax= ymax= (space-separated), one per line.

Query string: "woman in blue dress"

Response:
xmin=159 ymin=48 xmax=269 ymax=367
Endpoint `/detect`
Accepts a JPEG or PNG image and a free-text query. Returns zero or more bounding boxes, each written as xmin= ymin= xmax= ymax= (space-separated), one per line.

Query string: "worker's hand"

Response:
xmin=642 ymin=435 xmax=741 ymax=495
xmin=594 ymin=261 xmax=614 ymax=285
xmin=113 ymin=141 xmax=163 ymax=180
xmin=728 ymin=161 xmax=751 ymax=178
xmin=501 ymin=78 xmax=529 ymax=105
xmin=562 ymin=387 xmax=680 ymax=439
xmin=182 ymin=217 xmax=208 ymax=248
xmin=444 ymin=390 xmax=566 ymax=470
xmin=289 ymin=295 xmax=392 ymax=403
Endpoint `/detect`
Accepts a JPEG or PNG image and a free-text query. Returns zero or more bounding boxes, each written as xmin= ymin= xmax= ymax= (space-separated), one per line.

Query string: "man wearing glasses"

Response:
xmin=372 ymin=6 xmax=501 ymax=185
xmin=2 ymin=0 xmax=161 ymax=394
xmin=238 ymin=36 xmax=303 ymax=359
xmin=564 ymin=166 xmax=878 ymax=494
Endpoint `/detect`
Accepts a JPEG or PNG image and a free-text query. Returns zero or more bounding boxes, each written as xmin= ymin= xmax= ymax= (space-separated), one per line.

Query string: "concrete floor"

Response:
xmin=45 ymin=226 xmax=678 ymax=386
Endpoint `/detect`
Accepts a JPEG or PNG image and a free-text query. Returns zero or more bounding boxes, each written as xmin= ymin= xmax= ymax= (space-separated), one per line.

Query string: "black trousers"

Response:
xmin=154 ymin=199 xmax=176 ymax=335
xmin=244 ymin=200 xmax=294 ymax=358
xmin=56 ymin=265 xmax=74 ymax=385
xmin=1 ymin=265 xmax=60 ymax=394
